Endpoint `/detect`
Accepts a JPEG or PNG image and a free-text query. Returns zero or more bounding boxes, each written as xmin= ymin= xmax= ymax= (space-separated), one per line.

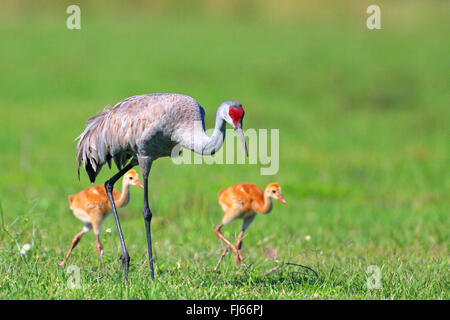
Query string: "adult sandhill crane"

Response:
xmin=214 ymin=182 xmax=286 ymax=269
xmin=76 ymin=93 xmax=248 ymax=280
xmin=59 ymin=170 xmax=143 ymax=268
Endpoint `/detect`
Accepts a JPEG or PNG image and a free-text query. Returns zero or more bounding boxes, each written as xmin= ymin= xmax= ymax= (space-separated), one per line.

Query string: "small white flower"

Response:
xmin=305 ymin=235 xmax=311 ymax=241
xmin=106 ymin=228 xmax=111 ymax=233
xmin=19 ymin=243 xmax=31 ymax=255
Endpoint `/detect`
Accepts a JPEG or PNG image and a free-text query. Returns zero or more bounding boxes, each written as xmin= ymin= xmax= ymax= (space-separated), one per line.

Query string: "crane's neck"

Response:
xmin=259 ymin=193 xmax=273 ymax=214
xmin=176 ymin=105 xmax=228 ymax=156
xmin=190 ymin=107 xmax=226 ymax=155
xmin=114 ymin=179 xmax=131 ymax=208
xmin=199 ymin=107 xmax=227 ymax=156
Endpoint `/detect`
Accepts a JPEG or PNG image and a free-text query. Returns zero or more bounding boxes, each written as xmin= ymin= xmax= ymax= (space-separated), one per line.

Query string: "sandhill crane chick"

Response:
xmin=59 ymin=170 xmax=143 ymax=267
xmin=214 ymin=183 xmax=286 ymax=268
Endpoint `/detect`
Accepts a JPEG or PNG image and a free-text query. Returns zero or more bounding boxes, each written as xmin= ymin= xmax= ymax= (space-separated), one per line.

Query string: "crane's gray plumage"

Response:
xmin=76 ymin=93 xmax=246 ymax=183
xmin=75 ymin=92 xmax=247 ymax=281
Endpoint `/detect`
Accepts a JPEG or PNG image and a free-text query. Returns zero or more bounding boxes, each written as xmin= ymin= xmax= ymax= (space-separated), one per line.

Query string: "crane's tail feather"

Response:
xmin=106 ymin=154 xmax=112 ymax=169
xmin=75 ymin=104 xmax=133 ymax=183
xmin=75 ymin=106 xmax=111 ymax=183
xmin=85 ymin=159 xmax=103 ymax=183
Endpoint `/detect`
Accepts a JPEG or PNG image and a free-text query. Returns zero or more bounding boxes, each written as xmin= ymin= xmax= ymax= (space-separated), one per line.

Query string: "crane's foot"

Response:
xmin=214 ymin=247 xmax=229 ymax=271
xmin=119 ymin=252 xmax=130 ymax=280
xmin=234 ymin=250 xmax=244 ymax=265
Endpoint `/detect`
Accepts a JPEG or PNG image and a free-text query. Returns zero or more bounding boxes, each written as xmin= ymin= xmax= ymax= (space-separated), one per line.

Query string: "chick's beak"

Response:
xmin=234 ymin=122 xmax=248 ymax=157
xmin=135 ymin=180 xmax=144 ymax=189
xmin=277 ymin=195 xmax=287 ymax=204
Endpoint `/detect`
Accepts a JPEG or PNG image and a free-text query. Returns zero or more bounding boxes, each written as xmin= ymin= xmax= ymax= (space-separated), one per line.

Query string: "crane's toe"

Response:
xmin=234 ymin=251 xmax=244 ymax=265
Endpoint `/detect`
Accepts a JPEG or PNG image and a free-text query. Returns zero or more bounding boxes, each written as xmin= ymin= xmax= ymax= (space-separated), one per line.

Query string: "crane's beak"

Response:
xmin=277 ymin=195 xmax=287 ymax=204
xmin=135 ymin=180 xmax=144 ymax=189
xmin=234 ymin=123 xmax=248 ymax=157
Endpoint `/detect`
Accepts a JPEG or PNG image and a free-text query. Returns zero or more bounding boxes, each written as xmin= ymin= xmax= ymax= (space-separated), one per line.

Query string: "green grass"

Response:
xmin=0 ymin=1 xmax=448 ymax=299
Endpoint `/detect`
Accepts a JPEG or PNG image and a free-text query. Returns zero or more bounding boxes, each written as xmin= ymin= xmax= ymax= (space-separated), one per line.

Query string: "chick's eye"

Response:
xmin=129 ymin=177 xmax=132 ymax=180
xmin=272 ymin=190 xmax=276 ymax=193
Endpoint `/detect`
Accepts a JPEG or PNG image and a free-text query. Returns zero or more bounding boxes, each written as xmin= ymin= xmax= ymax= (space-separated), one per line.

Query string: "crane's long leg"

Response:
xmin=235 ymin=230 xmax=245 ymax=264
xmin=105 ymin=162 xmax=135 ymax=280
xmin=214 ymin=223 xmax=243 ymax=263
xmin=95 ymin=234 xmax=105 ymax=270
xmin=235 ymin=215 xmax=255 ymax=264
xmin=214 ymin=247 xmax=229 ymax=271
xmin=138 ymin=156 xmax=155 ymax=281
xmin=214 ymin=229 xmax=245 ymax=269
xmin=58 ymin=224 xmax=91 ymax=267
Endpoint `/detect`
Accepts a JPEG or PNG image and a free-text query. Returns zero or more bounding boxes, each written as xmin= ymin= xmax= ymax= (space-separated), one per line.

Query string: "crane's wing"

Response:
xmin=76 ymin=93 xmax=202 ymax=182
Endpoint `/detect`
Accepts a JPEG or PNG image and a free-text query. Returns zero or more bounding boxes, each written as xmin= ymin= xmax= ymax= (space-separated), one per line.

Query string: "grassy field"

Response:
xmin=0 ymin=1 xmax=448 ymax=299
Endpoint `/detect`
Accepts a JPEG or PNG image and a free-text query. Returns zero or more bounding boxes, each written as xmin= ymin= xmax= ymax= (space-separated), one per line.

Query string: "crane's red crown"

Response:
xmin=229 ymin=106 xmax=245 ymax=123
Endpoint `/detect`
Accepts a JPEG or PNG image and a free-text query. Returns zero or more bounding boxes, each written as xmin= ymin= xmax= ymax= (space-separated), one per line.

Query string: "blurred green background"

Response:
xmin=0 ymin=0 xmax=448 ymax=299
